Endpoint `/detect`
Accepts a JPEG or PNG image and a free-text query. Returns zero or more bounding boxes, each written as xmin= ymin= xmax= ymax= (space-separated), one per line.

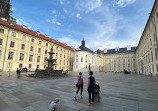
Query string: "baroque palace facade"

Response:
xmin=136 ymin=0 xmax=158 ymax=76
xmin=0 ymin=18 xmax=74 ymax=72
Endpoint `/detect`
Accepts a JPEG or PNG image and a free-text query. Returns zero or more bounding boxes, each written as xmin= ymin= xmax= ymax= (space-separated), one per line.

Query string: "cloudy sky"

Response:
xmin=12 ymin=0 xmax=155 ymax=50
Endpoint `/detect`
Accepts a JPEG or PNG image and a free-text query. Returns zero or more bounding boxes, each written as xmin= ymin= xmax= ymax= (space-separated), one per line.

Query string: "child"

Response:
xmin=49 ymin=98 xmax=59 ymax=111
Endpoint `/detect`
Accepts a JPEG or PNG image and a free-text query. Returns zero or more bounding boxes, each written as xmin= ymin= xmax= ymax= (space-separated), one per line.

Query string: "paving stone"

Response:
xmin=0 ymin=72 xmax=158 ymax=111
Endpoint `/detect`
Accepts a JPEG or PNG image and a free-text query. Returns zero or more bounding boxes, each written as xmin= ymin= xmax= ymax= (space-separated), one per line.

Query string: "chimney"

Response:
xmin=127 ymin=45 xmax=131 ymax=51
xmin=23 ymin=25 xmax=28 ymax=29
xmin=115 ymin=48 xmax=117 ymax=52
xmin=1 ymin=18 xmax=7 ymax=21
xmin=104 ymin=48 xmax=107 ymax=53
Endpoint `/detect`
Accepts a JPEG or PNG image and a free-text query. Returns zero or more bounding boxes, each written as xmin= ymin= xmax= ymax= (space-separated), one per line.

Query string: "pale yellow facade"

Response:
xmin=136 ymin=0 xmax=158 ymax=76
xmin=104 ymin=53 xmax=136 ymax=73
xmin=0 ymin=23 xmax=74 ymax=72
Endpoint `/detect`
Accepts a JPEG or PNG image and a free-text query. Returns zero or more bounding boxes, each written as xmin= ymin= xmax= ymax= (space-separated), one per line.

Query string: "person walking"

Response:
xmin=74 ymin=72 xmax=83 ymax=99
xmin=16 ymin=68 xmax=19 ymax=77
xmin=87 ymin=71 xmax=96 ymax=106
xmin=19 ymin=69 xmax=21 ymax=77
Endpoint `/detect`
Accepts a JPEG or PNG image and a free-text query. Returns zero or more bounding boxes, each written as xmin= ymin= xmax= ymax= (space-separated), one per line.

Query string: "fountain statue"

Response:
xmin=46 ymin=45 xmax=56 ymax=70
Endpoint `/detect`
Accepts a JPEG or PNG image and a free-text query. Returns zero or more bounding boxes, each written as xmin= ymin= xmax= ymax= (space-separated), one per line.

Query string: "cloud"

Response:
xmin=46 ymin=18 xmax=62 ymax=26
xmin=59 ymin=0 xmax=65 ymax=5
xmin=115 ymin=0 xmax=136 ymax=7
xmin=63 ymin=8 xmax=68 ymax=14
xmin=16 ymin=18 xmax=32 ymax=29
xmin=76 ymin=13 xmax=82 ymax=19
xmin=58 ymin=36 xmax=80 ymax=48
xmin=51 ymin=10 xmax=56 ymax=14
xmin=75 ymin=0 xmax=103 ymax=13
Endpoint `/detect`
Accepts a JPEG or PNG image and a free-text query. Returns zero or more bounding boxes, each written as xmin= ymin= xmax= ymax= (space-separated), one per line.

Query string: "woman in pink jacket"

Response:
xmin=74 ymin=72 xmax=83 ymax=99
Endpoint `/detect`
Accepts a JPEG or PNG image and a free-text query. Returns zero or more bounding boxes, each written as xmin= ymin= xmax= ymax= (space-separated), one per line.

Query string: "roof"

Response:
xmin=0 ymin=18 xmax=74 ymax=51
xmin=76 ymin=44 xmax=94 ymax=53
xmin=104 ymin=47 xmax=137 ymax=55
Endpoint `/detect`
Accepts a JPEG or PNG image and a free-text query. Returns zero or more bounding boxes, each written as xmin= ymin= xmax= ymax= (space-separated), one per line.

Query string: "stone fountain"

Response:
xmin=46 ymin=46 xmax=56 ymax=70
xmin=28 ymin=46 xmax=63 ymax=77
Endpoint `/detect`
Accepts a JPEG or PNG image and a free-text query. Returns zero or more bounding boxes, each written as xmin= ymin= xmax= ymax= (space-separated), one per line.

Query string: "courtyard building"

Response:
xmin=136 ymin=0 xmax=158 ymax=76
xmin=103 ymin=46 xmax=136 ymax=73
xmin=0 ymin=18 xmax=74 ymax=72
xmin=73 ymin=40 xmax=103 ymax=72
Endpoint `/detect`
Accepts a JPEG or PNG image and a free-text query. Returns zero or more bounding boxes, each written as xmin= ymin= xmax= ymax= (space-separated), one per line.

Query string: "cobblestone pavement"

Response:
xmin=0 ymin=72 xmax=158 ymax=111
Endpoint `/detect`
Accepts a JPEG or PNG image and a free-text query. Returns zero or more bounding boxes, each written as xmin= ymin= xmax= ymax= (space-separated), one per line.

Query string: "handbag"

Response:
xmin=76 ymin=83 xmax=78 ymax=87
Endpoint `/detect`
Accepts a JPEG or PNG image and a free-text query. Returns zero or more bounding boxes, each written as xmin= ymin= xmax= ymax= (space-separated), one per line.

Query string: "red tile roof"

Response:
xmin=0 ymin=18 xmax=75 ymax=51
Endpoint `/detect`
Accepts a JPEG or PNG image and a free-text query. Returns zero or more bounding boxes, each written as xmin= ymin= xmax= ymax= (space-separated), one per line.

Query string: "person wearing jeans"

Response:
xmin=87 ymin=71 xmax=96 ymax=106
xmin=74 ymin=72 xmax=83 ymax=99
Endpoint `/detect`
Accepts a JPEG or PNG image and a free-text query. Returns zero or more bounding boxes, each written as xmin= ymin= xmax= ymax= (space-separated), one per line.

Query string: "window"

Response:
xmin=37 ymin=65 xmax=39 ymax=69
xmin=29 ymin=55 xmax=33 ymax=61
xmin=31 ymin=38 xmax=34 ymax=42
xmin=60 ymin=60 xmax=61 ymax=64
xmin=46 ymin=43 xmax=48 ymax=46
xmin=19 ymin=53 xmax=24 ymax=61
xmin=38 ymin=48 xmax=41 ymax=53
xmin=10 ymin=41 xmax=14 ymax=47
xmin=8 ymin=51 xmax=14 ymax=59
xmin=60 ymin=54 xmax=62 ymax=57
xmin=128 ymin=64 xmax=130 ymax=67
xmin=0 ymin=28 xmax=4 ymax=33
xmin=0 ymin=39 xmax=2 ymax=45
xmin=150 ymin=38 xmax=152 ymax=46
xmin=81 ymin=57 xmax=83 ymax=62
xmin=11 ymin=32 xmax=16 ymax=37
xmin=56 ymin=53 xmax=58 ymax=56
xmin=22 ymin=36 xmax=26 ymax=40
xmin=64 ymin=55 xmax=65 ymax=58
xmin=44 ymin=57 xmax=47 ymax=63
xmin=45 ymin=50 xmax=47 ymax=54
xmin=39 ymin=41 xmax=42 ymax=44
xmin=85 ymin=55 xmax=87 ymax=63
xmin=8 ymin=63 xmax=12 ymax=68
xmin=151 ymin=51 xmax=153 ymax=61
xmin=29 ymin=64 xmax=32 ymax=68
xmin=64 ymin=60 xmax=65 ymax=65
xmin=37 ymin=56 xmax=40 ymax=62
xmin=56 ymin=47 xmax=58 ymax=49
xmin=30 ymin=46 xmax=33 ymax=51
xmin=19 ymin=64 xmax=23 ymax=68
xmin=21 ymin=44 xmax=25 ymax=50
xmin=156 ymin=12 xmax=158 ymax=19
xmin=155 ymin=48 xmax=157 ymax=60
xmin=0 ymin=50 xmax=1 ymax=58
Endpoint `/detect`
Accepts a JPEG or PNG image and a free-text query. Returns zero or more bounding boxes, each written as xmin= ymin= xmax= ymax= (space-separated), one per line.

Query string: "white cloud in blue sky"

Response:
xmin=12 ymin=0 xmax=155 ymax=50
xmin=115 ymin=0 xmax=136 ymax=7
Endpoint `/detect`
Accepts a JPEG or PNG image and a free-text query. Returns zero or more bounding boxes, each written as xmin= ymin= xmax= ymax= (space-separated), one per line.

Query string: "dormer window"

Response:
xmin=11 ymin=32 xmax=16 ymax=37
xmin=0 ymin=28 xmax=4 ymax=33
